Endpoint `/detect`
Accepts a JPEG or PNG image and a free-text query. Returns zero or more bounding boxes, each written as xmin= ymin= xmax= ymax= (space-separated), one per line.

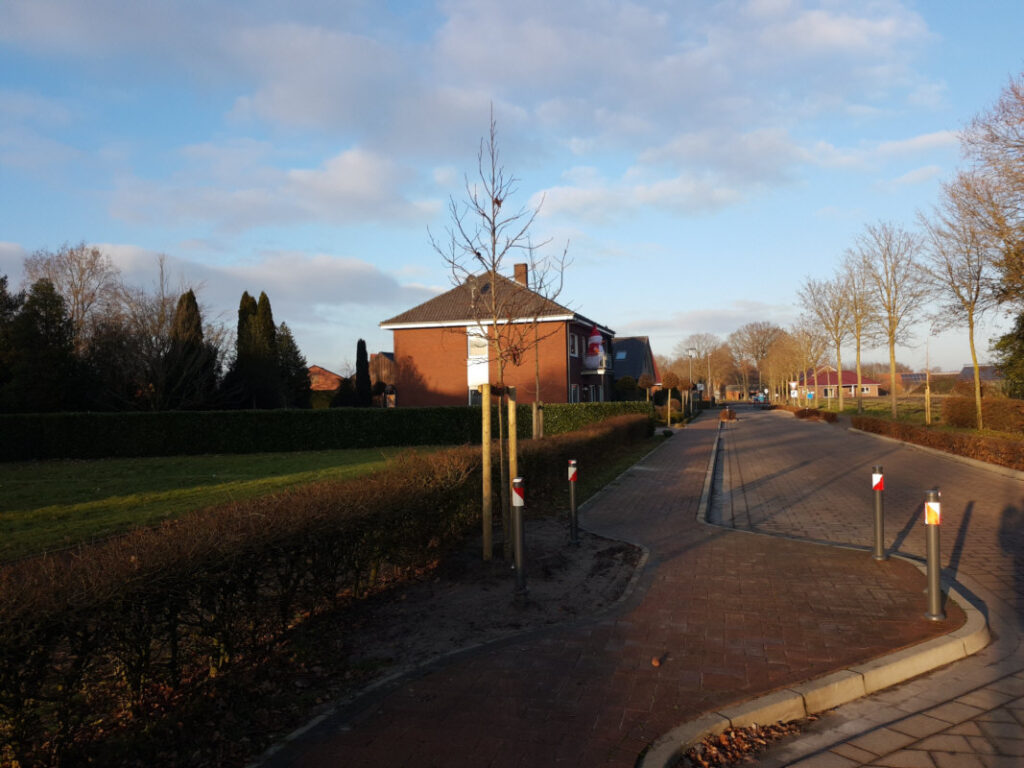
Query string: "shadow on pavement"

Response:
xmin=998 ymin=502 xmax=1024 ymax=630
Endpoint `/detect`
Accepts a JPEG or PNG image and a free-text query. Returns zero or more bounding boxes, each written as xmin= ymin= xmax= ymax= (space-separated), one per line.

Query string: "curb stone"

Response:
xmin=638 ymin=423 xmax=993 ymax=768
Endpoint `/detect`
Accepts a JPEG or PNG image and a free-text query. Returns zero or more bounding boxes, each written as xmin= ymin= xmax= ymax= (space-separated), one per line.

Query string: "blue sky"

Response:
xmin=2 ymin=0 xmax=1022 ymax=374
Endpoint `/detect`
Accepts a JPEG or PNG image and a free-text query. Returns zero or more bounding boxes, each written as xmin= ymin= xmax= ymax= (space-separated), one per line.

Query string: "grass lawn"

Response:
xmin=0 ymin=448 xmax=419 ymax=562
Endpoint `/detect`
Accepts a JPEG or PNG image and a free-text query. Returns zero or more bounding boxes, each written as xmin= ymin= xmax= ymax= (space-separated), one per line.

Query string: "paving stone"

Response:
xmin=848 ymin=727 xmax=920 ymax=756
xmin=869 ymin=750 xmax=936 ymax=767
xmin=888 ymin=714 xmax=952 ymax=738
xmin=924 ymin=701 xmax=986 ymax=725
xmin=932 ymin=753 xmax=985 ymax=768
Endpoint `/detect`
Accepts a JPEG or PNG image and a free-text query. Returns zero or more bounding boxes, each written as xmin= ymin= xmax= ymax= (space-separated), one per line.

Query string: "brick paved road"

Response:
xmin=711 ymin=407 xmax=1024 ymax=767
xmin=263 ymin=416 xmax=961 ymax=768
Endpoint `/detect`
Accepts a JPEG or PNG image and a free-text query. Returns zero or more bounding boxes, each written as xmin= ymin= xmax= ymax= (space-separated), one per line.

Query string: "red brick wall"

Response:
xmin=391 ymin=322 xmax=574 ymax=406
xmin=393 ymin=327 xmax=471 ymax=406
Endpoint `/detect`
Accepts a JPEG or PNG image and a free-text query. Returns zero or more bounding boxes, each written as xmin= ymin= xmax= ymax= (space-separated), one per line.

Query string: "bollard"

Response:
xmin=872 ymin=465 xmax=886 ymax=561
xmin=512 ymin=477 xmax=528 ymax=600
xmin=568 ymin=459 xmax=579 ymax=546
xmin=924 ymin=489 xmax=945 ymax=621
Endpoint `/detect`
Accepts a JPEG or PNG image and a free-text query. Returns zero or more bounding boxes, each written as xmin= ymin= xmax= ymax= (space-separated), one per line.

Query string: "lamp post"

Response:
xmin=687 ymin=348 xmax=696 ymax=417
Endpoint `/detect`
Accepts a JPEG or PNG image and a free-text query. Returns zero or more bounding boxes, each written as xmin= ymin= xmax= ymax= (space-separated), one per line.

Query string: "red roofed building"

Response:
xmin=799 ymin=367 xmax=880 ymax=401
xmin=379 ymin=264 xmax=614 ymax=406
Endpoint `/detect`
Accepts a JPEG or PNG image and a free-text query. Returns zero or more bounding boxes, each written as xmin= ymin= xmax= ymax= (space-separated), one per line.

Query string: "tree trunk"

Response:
xmin=888 ymin=340 xmax=898 ymax=419
xmin=855 ymin=332 xmax=863 ymax=414
xmin=480 ymin=383 xmax=492 ymax=561
xmin=836 ymin=344 xmax=844 ymax=412
xmin=969 ymin=316 xmax=984 ymax=430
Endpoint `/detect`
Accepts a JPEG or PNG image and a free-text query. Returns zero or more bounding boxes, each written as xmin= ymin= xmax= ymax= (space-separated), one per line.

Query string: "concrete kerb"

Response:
xmin=639 ymin=418 xmax=992 ymax=768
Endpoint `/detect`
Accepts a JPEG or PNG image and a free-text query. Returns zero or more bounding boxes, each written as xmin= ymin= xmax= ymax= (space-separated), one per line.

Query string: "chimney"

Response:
xmin=513 ymin=263 xmax=528 ymax=286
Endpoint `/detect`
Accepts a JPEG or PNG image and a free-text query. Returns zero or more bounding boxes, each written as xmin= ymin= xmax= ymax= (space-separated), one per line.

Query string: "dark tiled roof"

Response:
xmin=611 ymin=337 xmax=657 ymax=381
xmin=381 ymin=273 xmax=576 ymax=327
xmin=959 ymin=365 xmax=1003 ymax=381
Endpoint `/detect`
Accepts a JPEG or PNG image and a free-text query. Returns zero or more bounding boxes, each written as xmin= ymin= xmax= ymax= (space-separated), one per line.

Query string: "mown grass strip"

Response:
xmin=0 ymin=448 xmax=420 ymax=562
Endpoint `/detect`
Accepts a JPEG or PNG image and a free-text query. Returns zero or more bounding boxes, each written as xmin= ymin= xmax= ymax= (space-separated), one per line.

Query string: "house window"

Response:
xmin=861 ymin=386 xmax=871 ymax=394
xmin=468 ymin=388 xmax=482 ymax=406
xmin=615 ymin=350 xmax=626 ymax=360
xmin=570 ymin=384 xmax=579 ymax=403
xmin=467 ymin=330 xmax=490 ymax=387
xmin=468 ymin=332 xmax=489 ymax=360
xmin=569 ymin=333 xmax=580 ymax=358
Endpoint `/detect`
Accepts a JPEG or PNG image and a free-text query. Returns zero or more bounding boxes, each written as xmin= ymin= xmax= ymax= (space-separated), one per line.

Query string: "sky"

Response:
xmin=2 ymin=0 xmax=1023 ymax=375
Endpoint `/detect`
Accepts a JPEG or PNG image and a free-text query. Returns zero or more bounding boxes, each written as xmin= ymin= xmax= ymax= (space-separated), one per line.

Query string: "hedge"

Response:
xmin=850 ymin=415 xmax=1024 ymax=471
xmin=0 ymin=401 xmax=654 ymax=462
xmin=941 ymin=396 xmax=1024 ymax=432
xmin=0 ymin=414 xmax=653 ymax=765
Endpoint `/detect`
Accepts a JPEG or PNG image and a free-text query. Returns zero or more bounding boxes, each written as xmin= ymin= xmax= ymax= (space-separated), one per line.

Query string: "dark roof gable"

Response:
xmin=382 ymin=273 xmax=579 ymax=328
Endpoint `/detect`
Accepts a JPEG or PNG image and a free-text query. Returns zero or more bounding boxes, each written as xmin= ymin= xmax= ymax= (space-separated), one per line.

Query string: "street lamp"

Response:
xmin=687 ymin=348 xmax=696 ymax=416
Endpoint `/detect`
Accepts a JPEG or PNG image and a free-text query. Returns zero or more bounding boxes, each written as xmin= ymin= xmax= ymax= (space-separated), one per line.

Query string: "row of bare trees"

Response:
xmin=792 ymin=72 xmax=1024 ymax=428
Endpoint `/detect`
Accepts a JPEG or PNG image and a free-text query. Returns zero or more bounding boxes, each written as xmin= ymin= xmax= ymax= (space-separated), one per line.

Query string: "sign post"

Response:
xmin=924 ymin=489 xmax=945 ymax=621
xmin=872 ymin=466 xmax=886 ymax=561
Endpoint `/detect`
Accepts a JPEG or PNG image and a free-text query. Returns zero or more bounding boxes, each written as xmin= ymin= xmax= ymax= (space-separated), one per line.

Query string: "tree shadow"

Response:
xmin=946 ymin=501 xmax=974 ymax=582
xmin=998 ymin=503 xmax=1024 ymax=629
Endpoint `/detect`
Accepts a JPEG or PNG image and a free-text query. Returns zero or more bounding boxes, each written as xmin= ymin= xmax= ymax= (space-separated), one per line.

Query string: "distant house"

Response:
xmin=379 ymin=264 xmax=614 ymax=406
xmin=308 ymin=365 xmax=345 ymax=392
xmin=369 ymin=352 xmax=397 ymax=387
xmin=611 ymin=337 xmax=659 ymax=384
xmin=799 ymin=367 xmax=880 ymax=400
xmin=959 ymin=364 xmax=1003 ymax=384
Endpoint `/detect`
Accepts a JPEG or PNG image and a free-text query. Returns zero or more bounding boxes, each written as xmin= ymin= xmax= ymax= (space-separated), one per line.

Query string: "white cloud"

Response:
xmin=876 ymin=131 xmax=958 ymax=156
xmin=111 ymin=144 xmax=439 ymax=231
xmin=883 ymin=164 xmax=943 ymax=188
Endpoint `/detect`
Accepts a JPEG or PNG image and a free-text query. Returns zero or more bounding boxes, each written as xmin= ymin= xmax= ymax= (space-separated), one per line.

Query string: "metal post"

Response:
xmin=924 ymin=489 xmax=945 ymax=621
xmin=568 ymin=459 xmax=579 ymax=546
xmin=872 ymin=465 xmax=886 ymax=561
xmin=512 ymin=477 xmax=528 ymax=600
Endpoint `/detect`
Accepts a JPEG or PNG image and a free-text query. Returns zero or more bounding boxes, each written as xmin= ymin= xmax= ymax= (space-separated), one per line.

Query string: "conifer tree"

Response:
xmin=278 ymin=323 xmax=311 ymax=408
xmin=355 ymin=338 xmax=372 ymax=406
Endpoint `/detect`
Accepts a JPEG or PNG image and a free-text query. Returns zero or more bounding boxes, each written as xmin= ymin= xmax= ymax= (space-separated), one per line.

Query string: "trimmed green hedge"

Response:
xmin=0 ymin=402 xmax=655 ymax=461
xmin=0 ymin=414 xmax=652 ymax=766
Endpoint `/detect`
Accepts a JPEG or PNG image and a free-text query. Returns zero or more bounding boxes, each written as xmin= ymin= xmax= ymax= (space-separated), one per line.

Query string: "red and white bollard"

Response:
xmin=512 ymin=477 xmax=528 ymax=600
xmin=872 ymin=466 xmax=886 ymax=561
xmin=924 ymin=489 xmax=945 ymax=621
xmin=568 ymin=459 xmax=579 ymax=546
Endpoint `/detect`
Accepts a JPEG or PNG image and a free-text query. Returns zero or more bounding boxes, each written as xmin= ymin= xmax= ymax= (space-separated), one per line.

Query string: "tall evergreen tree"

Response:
xmin=162 ymin=289 xmax=219 ymax=409
xmin=277 ymin=323 xmax=311 ymax=408
xmin=223 ymin=290 xmax=282 ymax=408
xmin=355 ymin=338 xmax=372 ymax=406
xmin=0 ymin=279 xmax=79 ymax=412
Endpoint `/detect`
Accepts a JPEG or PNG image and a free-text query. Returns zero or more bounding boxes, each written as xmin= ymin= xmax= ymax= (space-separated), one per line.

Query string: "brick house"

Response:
xmin=379 ymin=264 xmax=614 ymax=406
xmin=799 ymin=367 xmax=880 ymax=401
xmin=308 ymin=364 xmax=345 ymax=392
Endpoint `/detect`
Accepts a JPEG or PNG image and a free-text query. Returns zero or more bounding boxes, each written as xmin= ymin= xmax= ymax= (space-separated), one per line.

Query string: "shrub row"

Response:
xmin=0 ymin=414 xmax=652 ymax=766
xmin=941 ymin=396 xmax=1024 ymax=432
xmin=850 ymin=415 xmax=1024 ymax=471
xmin=0 ymin=401 xmax=654 ymax=462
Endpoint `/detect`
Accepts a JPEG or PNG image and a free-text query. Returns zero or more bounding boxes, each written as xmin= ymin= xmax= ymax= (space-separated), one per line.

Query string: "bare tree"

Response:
xmin=791 ymin=317 xmax=829 ymax=405
xmin=729 ymin=321 xmax=784 ymax=399
xmin=23 ymin=242 xmax=120 ymax=351
xmin=675 ymin=332 xmax=719 ymax=400
xmin=430 ymin=108 xmax=567 ymax=560
xmin=962 ymin=74 xmax=1024 ymax=303
xmin=798 ymin=274 xmax=850 ymax=411
xmin=919 ymin=171 xmax=1001 ymax=428
xmin=840 ymin=255 xmax=880 ymax=414
xmin=853 ymin=222 xmax=926 ymax=418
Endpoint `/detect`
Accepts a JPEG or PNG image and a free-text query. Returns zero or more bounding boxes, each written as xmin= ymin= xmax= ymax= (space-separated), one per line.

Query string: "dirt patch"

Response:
xmin=98 ymin=518 xmax=643 ymax=767
xmin=333 ymin=517 xmax=643 ymax=696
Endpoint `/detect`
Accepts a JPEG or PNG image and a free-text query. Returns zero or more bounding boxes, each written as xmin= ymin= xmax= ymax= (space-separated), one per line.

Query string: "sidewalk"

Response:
xmin=262 ymin=411 xmax=973 ymax=768
xmin=700 ymin=407 xmax=1023 ymax=768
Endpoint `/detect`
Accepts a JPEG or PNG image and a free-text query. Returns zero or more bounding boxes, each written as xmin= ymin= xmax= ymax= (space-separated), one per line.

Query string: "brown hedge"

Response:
xmin=0 ymin=414 xmax=651 ymax=766
xmin=851 ymin=415 xmax=1024 ymax=471
xmin=942 ymin=396 xmax=1024 ymax=432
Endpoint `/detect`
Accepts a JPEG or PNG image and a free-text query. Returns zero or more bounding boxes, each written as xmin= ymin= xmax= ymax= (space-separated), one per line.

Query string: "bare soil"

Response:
xmin=93 ymin=518 xmax=643 ymax=767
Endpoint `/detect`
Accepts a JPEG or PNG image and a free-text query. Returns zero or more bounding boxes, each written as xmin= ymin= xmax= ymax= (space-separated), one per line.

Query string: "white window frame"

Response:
xmin=569 ymin=333 xmax=580 ymax=358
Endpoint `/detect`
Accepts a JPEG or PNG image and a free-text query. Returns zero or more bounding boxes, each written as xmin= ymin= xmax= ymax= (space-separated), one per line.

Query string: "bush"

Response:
xmin=941 ymin=396 xmax=1024 ymax=432
xmin=0 ymin=414 xmax=653 ymax=765
xmin=851 ymin=415 xmax=1024 ymax=471
xmin=0 ymin=402 xmax=655 ymax=462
